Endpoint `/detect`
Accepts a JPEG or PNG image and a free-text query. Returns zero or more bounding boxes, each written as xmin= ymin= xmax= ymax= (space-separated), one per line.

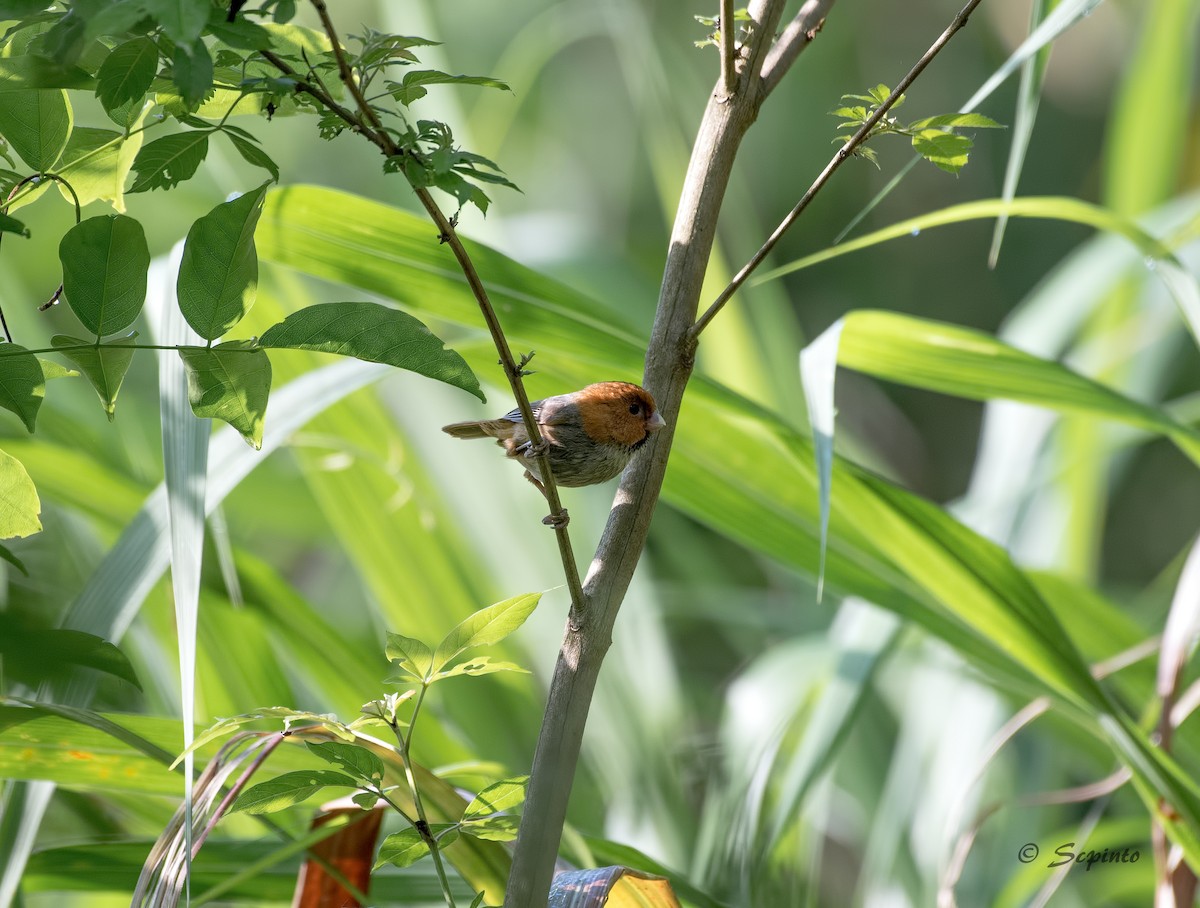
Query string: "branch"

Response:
xmin=720 ymin=0 xmax=736 ymax=94
xmin=265 ymin=4 xmax=587 ymax=612
xmin=691 ymin=0 xmax=986 ymax=339
xmin=760 ymin=0 xmax=837 ymax=97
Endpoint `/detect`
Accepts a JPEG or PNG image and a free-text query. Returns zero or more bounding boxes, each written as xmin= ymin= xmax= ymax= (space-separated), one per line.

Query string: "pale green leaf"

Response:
xmin=229 ymin=770 xmax=358 ymax=815
xmin=431 ymin=593 xmax=541 ymax=673
xmin=50 ymin=333 xmax=136 ymax=420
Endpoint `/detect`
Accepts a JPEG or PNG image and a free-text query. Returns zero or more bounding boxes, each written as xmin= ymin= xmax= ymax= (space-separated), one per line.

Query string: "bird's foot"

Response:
xmin=542 ymin=509 xmax=570 ymax=529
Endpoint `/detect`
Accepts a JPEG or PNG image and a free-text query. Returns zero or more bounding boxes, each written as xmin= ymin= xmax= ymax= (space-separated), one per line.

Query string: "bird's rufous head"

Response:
xmin=575 ymin=382 xmax=666 ymax=448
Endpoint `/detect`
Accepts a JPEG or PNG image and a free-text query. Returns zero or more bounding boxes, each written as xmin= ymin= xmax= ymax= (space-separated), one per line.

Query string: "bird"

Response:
xmin=442 ymin=381 xmax=666 ymax=525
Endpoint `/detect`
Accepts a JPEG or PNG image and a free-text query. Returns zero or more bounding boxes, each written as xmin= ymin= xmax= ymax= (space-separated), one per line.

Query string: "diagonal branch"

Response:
xmin=691 ymin=0 xmax=987 ymax=339
xmin=262 ymin=4 xmax=586 ymax=611
xmin=720 ymin=0 xmax=736 ymax=93
xmin=760 ymin=0 xmax=838 ymax=97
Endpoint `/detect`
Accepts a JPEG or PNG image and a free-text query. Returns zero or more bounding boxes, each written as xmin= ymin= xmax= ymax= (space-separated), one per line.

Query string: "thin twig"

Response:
xmin=690 ymin=0 xmax=986 ymax=339
xmin=266 ymin=4 xmax=587 ymax=614
xmin=720 ymin=0 xmax=736 ymax=94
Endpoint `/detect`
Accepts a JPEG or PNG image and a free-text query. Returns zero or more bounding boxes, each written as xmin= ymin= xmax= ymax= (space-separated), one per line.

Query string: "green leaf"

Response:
xmin=171 ymin=39 xmax=213 ymax=108
xmin=54 ymin=119 xmax=148 ymax=213
xmin=0 ymin=344 xmax=45 ymax=433
xmin=177 ymin=182 xmax=271 ymax=340
xmin=0 ymin=213 xmax=28 ymax=237
xmin=0 ymin=56 xmax=92 ymax=91
xmin=178 ymin=342 xmax=272 ymax=449
xmin=462 ymin=775 xmax=528 ymax=820
xmin=832 ymin=310 xmax=1200 ymax=463
xmin=50 ymin=333 xmax=136 ymax=420
xmin=0 ymin=447 xmax=40 ymax=538
xmin=221 ymin=130 xmax=279 ymax=181
xmin=304 ymin=741 xmax=385 ymax=787
xmin=95 ymin=37 xmax=157 ymax=112
xmin=374 ymin=826 xmax=459 ymax=870
xmin=0 ymin=625 xmax=140 ymax=689
xmin=128 ymin=130 xmax=210 ymax=193
xmin=0 ymin=1 xmax=54 ymax=16
xmin=909 ymin=112 xmax=1004 ymax=129
xmin=230 ymin=769 xmax=358 ymax=815
xmin=388 ymin=70 xmax=510 ymax=107
xmin=385 ymin=631 xmax=434 ymax=681
xmin=431 ymin=656 xmax=530 ymax=682
xmin=0 ymin=88 xmax=71 ymax=170
xmin=58 ymin=214 xmax=149 ymax=337
xmin=35 ymin=357 xmax=76 ymax=380
xmin=910 ymin=128 xmax=973 ymax=173
xmin=258 ymin=301 xmax=484 ymax=402
xmin=430 ymin=593 xmax=541 ymax=674
xmin=142 ymin=0 xmax=208 ymax=44
xmin=460 ymin=814 xmax=519 ymax=842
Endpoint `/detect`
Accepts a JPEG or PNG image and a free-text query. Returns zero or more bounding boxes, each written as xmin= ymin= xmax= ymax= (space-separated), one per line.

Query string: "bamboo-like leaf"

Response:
xmin=258 ymin=301 xmax=484 ymax=401
xmin=758 ymin=197 xmax=1200 ymax=350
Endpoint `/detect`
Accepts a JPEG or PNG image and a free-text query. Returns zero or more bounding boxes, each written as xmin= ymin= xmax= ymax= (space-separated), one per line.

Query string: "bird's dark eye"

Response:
xmin=629 ymin=402 xmax=641 ymax=415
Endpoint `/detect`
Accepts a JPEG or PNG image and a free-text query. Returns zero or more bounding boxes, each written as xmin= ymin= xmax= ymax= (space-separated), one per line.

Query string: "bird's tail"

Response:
xmin=441 ymin=419 xmax=513 ymax=439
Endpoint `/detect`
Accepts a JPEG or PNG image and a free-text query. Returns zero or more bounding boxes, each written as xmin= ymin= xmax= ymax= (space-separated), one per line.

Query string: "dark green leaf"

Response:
xmin=142 ymin=0 xmax=208 ymax=44
xmin=305 ymin=741 xmax=385 ymax=787
xmin=177 ymin=181 xmax=270 ymax=339
xmin=179 ymin=342 xmax=272 ymax=448
xmin=258 ymin=301 xmax=484 ymax=401
xmin=0 ymin=623 xmax=140 ymax=689
xmin=0 ymin=542 xmax=27 ymax=575
xmin=462 ymin=776 xmax=528 ymax=820
xmin=95 ymin=37 xmax=158 ymax=112
xmin=128 ymin=130 xmax=209 ymax=192
xmin=0 ymin=56 xmax=92 ymax=91
xmin=230 ymin=769 xmax=358 ymax=815
xmin=385 ymin=631 xmax=434 ymax=681
xmin=209 ymin=17 xmax=273 ymax=50
xmin=430 ymin=593 xmax=540 ymax=673
xmin=911 ymin=129 xmax=973 ymax=174
xmin=58 ymin=214 xmax=149 ymax=337
xmin=171 ymin=38 xmax=213 ymax=108
xmin=0 ymin=213 xmax=28 ymax=237
xmin=51 ymin=333 xmax=137 ymax=420
xmin=34 ymin=11 xmax=85 ymax=67
xmin=0 ymin=344 xmax=45 ymax=433
xmin=81 ymin=0 xmax=154 ymax=41
xmin=221 ymin=130 xmax=279 ymax=180
xmin=0 ymin=88 xmax=71 ymax=170
xmin=0 ymin=1 xmax=53 ymax=16
xmin=0 ymin=446 xmax=40 ymax=538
